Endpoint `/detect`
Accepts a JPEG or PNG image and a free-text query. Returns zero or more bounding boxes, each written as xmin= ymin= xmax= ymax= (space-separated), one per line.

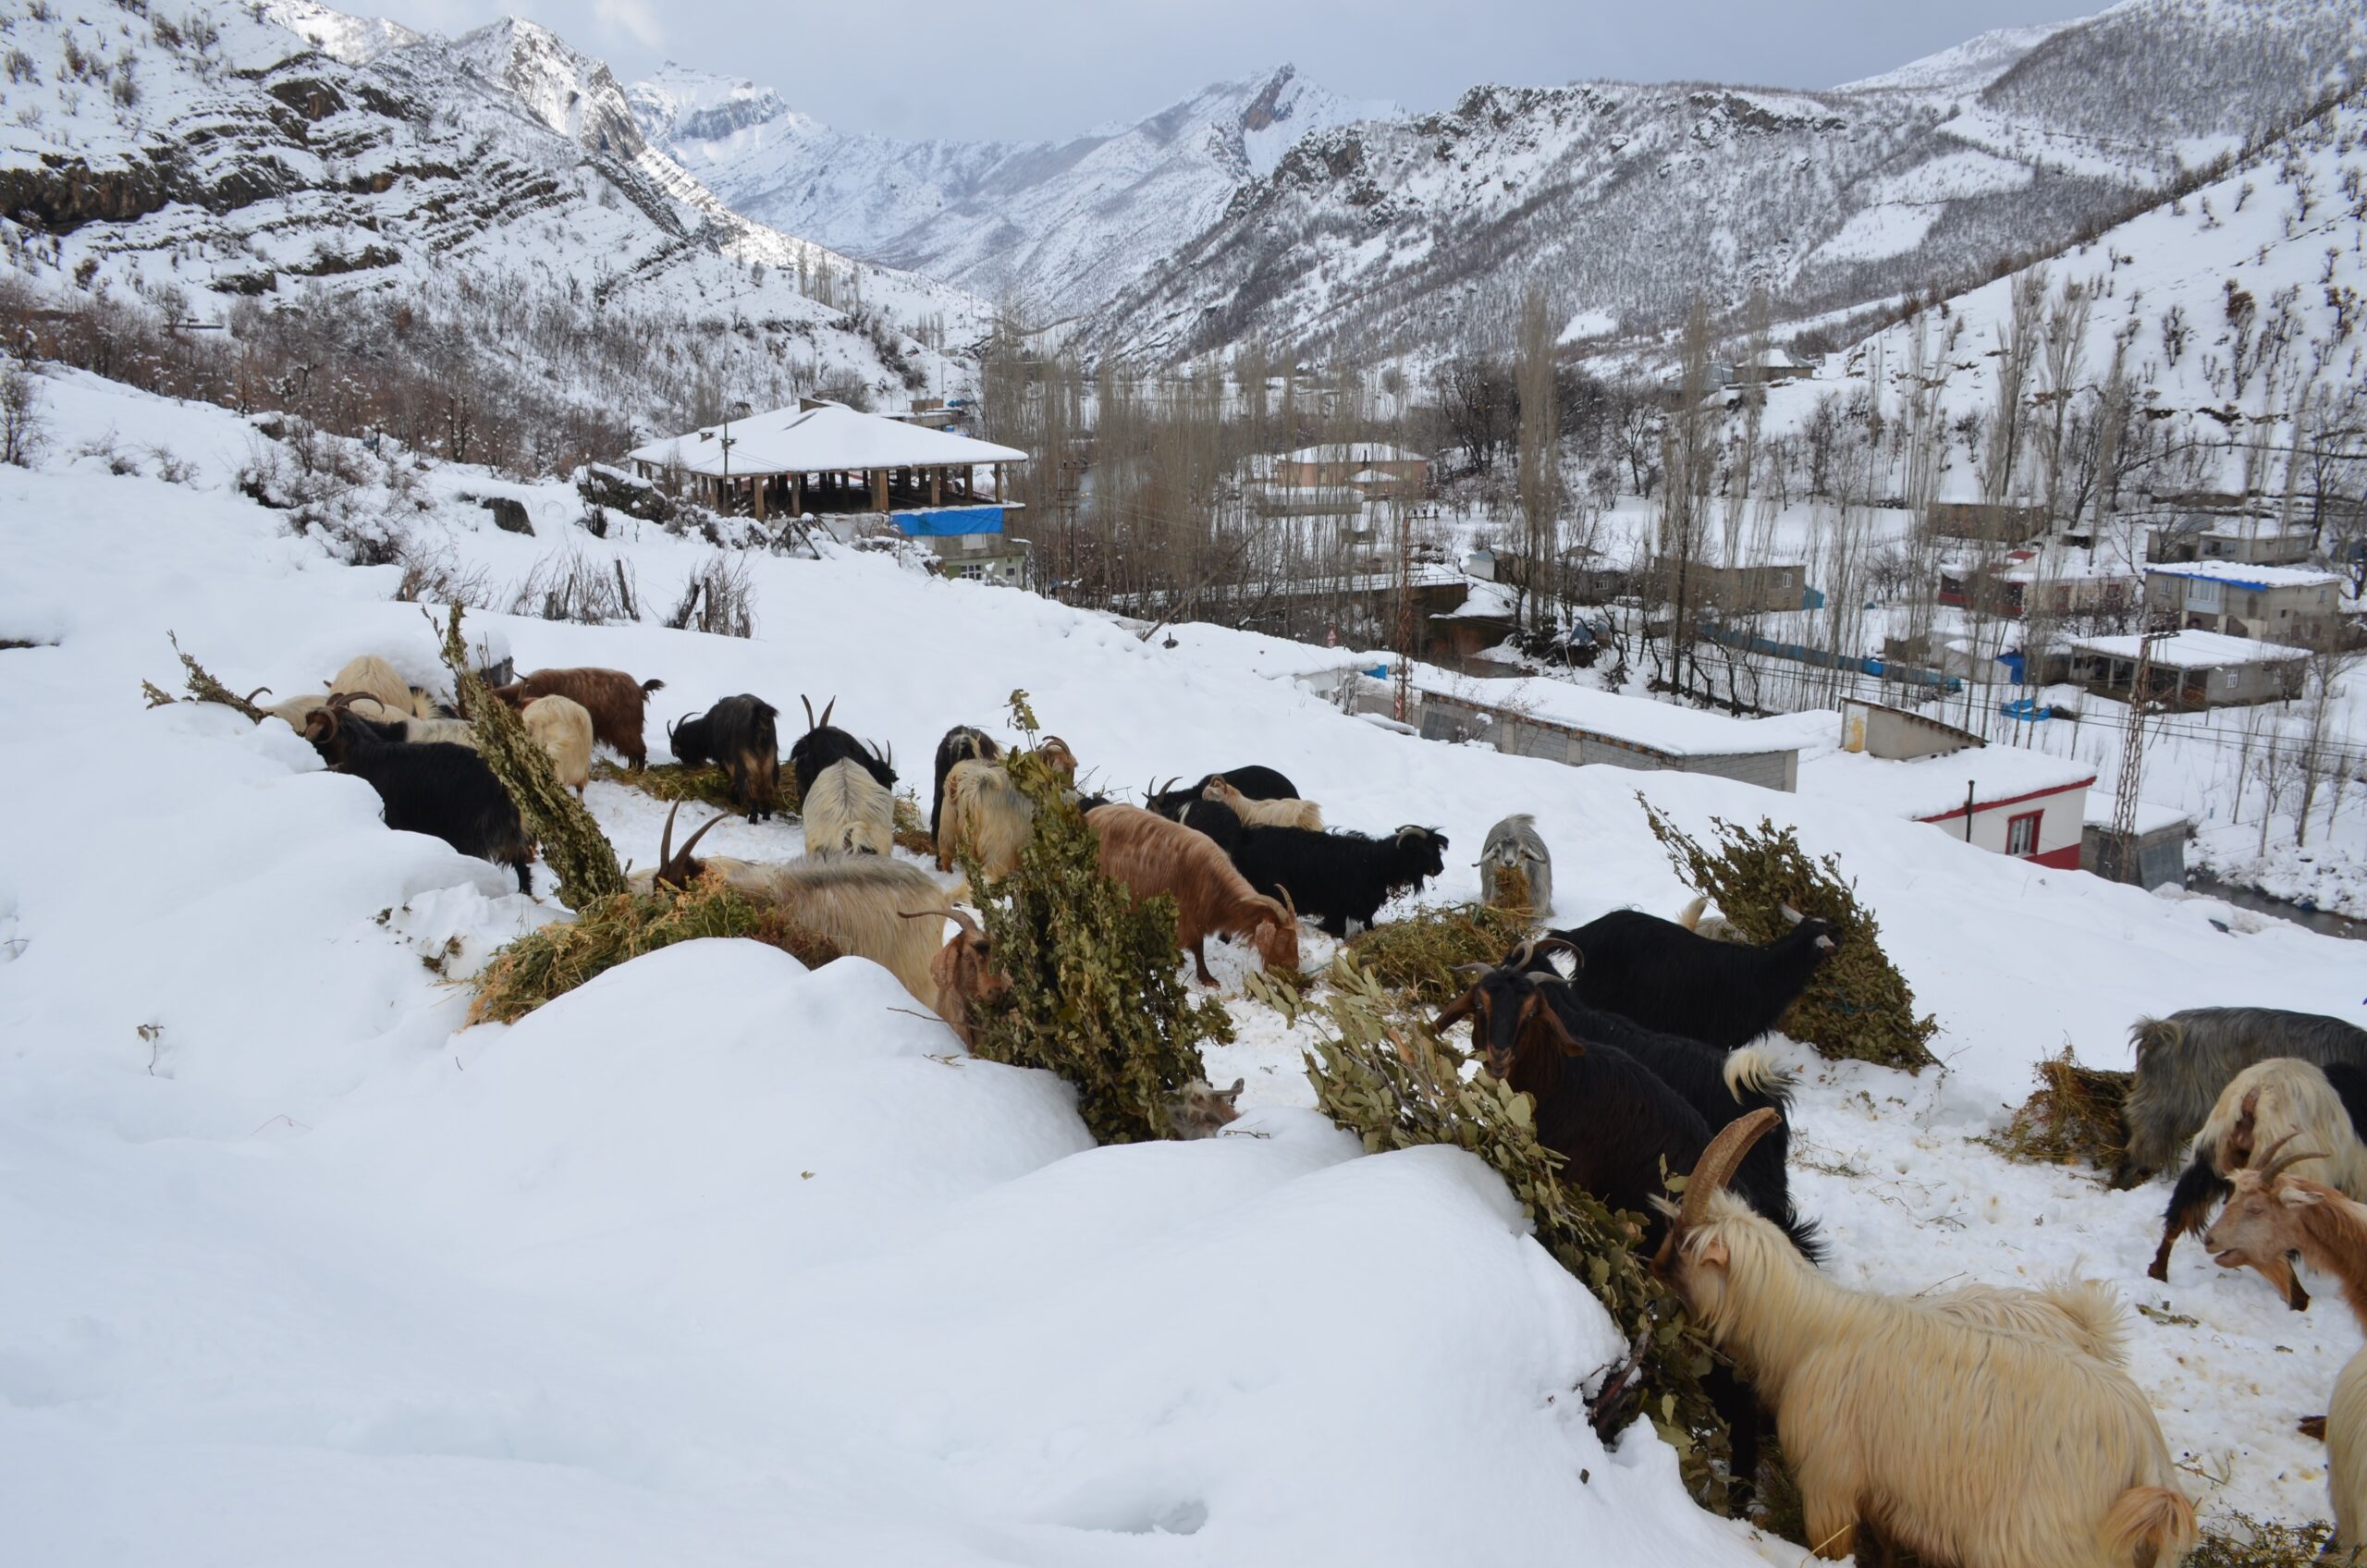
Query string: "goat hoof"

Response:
xmin=2144 ymin=1259 xmax=2168 ymax=1282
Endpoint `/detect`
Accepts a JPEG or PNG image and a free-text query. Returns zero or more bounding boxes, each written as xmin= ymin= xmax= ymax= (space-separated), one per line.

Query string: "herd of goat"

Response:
xmin=265 ymin=652 xmax=2367 ymax=1565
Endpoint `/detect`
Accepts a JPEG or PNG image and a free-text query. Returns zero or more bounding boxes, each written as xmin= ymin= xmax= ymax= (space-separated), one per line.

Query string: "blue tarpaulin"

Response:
xmin=893 ymin=505 xmax=1004 ymax=538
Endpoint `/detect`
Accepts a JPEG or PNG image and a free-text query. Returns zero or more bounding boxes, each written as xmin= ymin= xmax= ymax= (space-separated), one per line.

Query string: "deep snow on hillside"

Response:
xmin=5 ymin=365 xmax=2366 ymax=1557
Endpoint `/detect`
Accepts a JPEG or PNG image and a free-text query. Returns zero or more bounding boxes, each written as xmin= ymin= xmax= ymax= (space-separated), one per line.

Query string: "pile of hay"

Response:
xmin=1642 ymin=799 xmax=1938 ymax=1072
xmin=963 ymin=693 xmax=1233 ymax=1145
xmin=469 ymin=876 xmax=840 ymax=1024
xmin=592 ymin=759 xmax=802 ymax=817
xmin=1982 ymin=1044 xmax=2132 ymax=1169
xmin=1343 ymin=901 xmax=1534 ymax=1009
xmin=1299 ymin=956 xmax=1732 ymax=1509
xmin=2189 ymin=1514 xmax=2343 ymax=1567
xmin=892 ymin=790 xmax=934 ymax=857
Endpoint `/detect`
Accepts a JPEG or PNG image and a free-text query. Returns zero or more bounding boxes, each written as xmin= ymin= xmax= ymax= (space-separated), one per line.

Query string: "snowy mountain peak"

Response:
xmin=628 ymin=64 xmax=799 ymax=145
xmin=1837 ymin=21 xmax=2080 ymax=95
xmin=254 ymin=0 xmax=422 ymax=66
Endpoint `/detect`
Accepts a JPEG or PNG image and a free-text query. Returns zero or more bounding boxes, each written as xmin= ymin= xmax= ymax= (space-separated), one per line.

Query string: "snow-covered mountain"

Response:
xmin=1079 ymin=0 xmax=2367 ymax=363
xmin=0 ymin=0 xmax=988 ymax=434
xmin=632 ymin=63 xmax=1399 ymax=321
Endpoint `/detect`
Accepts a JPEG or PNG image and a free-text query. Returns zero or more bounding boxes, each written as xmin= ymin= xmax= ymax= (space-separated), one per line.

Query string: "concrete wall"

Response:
xmin=1925 ymin=783 xmax=2088 ymax=867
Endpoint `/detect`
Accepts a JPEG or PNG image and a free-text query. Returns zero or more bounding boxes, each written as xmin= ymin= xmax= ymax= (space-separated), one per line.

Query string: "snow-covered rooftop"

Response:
xmin=1282 ymin=442 xmax=1425 ymax=464
xmin=2140 ymin=560 xmax=2341 ymax=590
xmin=2082 ymin=796 xmax=2195 ymax=835
xmin=628 ymin=403 xmax=1027 ymax=478
xmin=2072 ymin=630 xmax=2312 ymax=668
xmin=1803 ymin=745 xmax=2095 ymax=822
xmin=1425 ymin=679 xmax=1802 ymax=758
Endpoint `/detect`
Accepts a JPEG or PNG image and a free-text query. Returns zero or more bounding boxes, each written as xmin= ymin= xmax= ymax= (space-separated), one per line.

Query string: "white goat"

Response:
xmin=938 ymin=759 xmax=1035 ymax=877
xmin=803 ymin=758 xmax=893 ymax=857
xmin=1202 ymin=774 xmax=1323 ymax=831
xmin=1658 ymin=1111 xmax=2198 ymax=1568
xmin=521 ymin=694 xmax=595 ymax=796
xmin=328 ymin=654 xmax=438 ymax=718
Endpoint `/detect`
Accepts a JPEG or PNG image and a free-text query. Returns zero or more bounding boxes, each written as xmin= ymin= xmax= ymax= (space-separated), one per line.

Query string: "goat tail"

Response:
xmin=2128 ymin=1013 xmax=2181 ymax=1059
xmin=2034 ymin=1275 xmax=2132 ymax=1366
xmin=1723 ymin=1046 xmax=1797 ymax=1109
xmin=1675 ymin=892 xmax=1709 ymax=931
xmin=641 ymin=679 xmax=667 ymax=695
xmin=2100 ymin=1484 xmax=2197 ymax=1566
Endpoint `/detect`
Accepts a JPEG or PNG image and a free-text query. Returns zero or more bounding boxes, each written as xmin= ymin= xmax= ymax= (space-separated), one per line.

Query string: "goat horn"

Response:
xmin=659 ymin=810 xmax=732 ymax=887
xmin=1505 ymin=936 xmax=1539 ymax=971
xmin=667 ymin=717 xmax=681 ymax=744
xmin=1277 ymin=884 xmax=1297 ymax=920
xmin=656 ymin=800 xmax=682 ymax=866
xmin=1533 ymin=936 xmax=1584 ymax=968
xmin=1674 ymin=1108 xmax=1781 ymax=1235
xmin=1434 ymin=989 xmax=1478 ymax=1034
xmin=2253 ymin=1133 xmax=2322 ymax=1182
xmin=942 ymin=906 xmax=986 ymax=940
xmin=1780 ymin=903 xmax=1806 ymax=926
xmin=820 ymin=697 xmax=836 ymax=729
xmin=242 ymin=684 xmax=273 ymax=703
xmin=801 ymin=695 xmax=816 ymax=731
xmin=1451 ymin=962 xmax=1493 ymax=976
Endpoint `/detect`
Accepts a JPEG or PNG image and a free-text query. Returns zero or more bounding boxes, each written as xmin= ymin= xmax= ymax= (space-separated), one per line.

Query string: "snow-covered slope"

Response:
xmin=4 ymin=362 xmax=2361 ymax=1554
xmin=1081 ymin=0 xmax=2367 ymax=363
xmin=1838 ymin=22 xmax=2078 ymax=95
xmin=632 ymin=63 xmax=1398 ymax=320
xmin=0 ymin=0 xmax=987 ymax=429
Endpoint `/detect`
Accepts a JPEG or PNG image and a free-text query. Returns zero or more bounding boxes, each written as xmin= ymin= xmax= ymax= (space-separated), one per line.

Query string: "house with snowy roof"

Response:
xmin=1803 ymin=736 xmax=2094 ymax=869
xmin=2142 ymin=560 xmax=2340 ymax=645
xmin=1416 ymin=680 xmax=1800 ymax=791
xmin=627 ymin=400 xmax=1032 ymax=584
xmin=2069 ymin=630 xmax=2309 ymax=708
xmin=1273 ymin=442 xmax=1429 ymax=495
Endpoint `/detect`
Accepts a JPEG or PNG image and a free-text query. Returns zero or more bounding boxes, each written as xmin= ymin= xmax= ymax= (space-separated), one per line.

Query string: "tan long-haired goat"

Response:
xmin=2150 ymin=1056 xmax=2367 ymax=1298
xmin=1657 ymin=1112 xmax=2197 ymax=1568
xmin=804 ymin=758 xmax=893 ymax=857
xmin=1085 ymin=803 xmax=1299 ymax=986
xmin=1201 ymin=774 xmax=1322 ymax=831
xmin=2205 ymin=1139 xmax=2367 ymax=1550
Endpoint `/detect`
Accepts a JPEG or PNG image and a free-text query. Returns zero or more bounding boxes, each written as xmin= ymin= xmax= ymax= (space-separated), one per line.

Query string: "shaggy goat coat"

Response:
xmin=929 ymin=726 xmax=1000 ymax=845
xmin=668 ymin=695 xmax=780 ymax=820
xmin=2121 ymin=1008 xmax=2367 ymax=1180
xmin=328 ymin=654 xmax=437 ymax=718
xmin=938 ymin=759 xmax=1035 ymax=877
xmin=1478 ymin=813 xmax=1552 ymax=915
xmin=804 ymin=759 xmax=894 ymax=858
xmin=1085 ymin=803 xmax=1299 ymax=986
xmin=1202 ymin=774 xmax=1323 ymax=831
xmin=1545 ymin=907 xmax=1838 ymax=1050
xmin=630 ymin=851 xmax=947 ymax=1007
xmin=303 ymin=707 xmax=532 ymax=893
xmin=492 ymin=668 xmax=665 ymax=768
xmin=521 ymin=695 xmax=595 ymax=795
xmin=1668 ymin=1187 xmax=2196 ymax=1568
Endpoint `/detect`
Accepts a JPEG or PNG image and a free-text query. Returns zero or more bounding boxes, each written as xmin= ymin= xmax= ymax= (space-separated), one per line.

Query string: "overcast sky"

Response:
xmin=395 ymin=0 xmax=2099 ymax=142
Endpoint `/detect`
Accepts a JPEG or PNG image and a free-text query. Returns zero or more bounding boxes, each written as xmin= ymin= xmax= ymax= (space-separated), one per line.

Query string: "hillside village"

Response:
xmin=6 ymin=0 xmax=2367 ymax=1562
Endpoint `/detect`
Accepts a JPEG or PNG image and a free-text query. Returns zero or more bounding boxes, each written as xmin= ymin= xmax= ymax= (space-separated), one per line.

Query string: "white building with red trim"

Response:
xmin=1802 ymin=736 xmax=2096 ymax=869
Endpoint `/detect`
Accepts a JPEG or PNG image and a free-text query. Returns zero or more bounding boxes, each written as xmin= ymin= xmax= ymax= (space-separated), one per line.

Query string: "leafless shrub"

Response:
xmin=509 ymin=545 xmax=641 ymax=625
xmin=1 ymin=358 xmax=45 ymax=467
xmin=145 ymin=444 xmax=198 ymax=484
xmin=393 ymin=533 xmax=494 ymax=607
xmin=664 ymin=551 xmax=756 ymax=637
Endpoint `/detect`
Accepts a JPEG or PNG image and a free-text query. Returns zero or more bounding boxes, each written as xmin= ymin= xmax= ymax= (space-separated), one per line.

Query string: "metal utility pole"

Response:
xmin=2104 ymin=616 xmax=2169 ymax=881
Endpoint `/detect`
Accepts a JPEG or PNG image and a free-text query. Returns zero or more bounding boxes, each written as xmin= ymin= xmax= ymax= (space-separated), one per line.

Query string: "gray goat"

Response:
xmin=1478 ymin=814 xmax=1552 ymax=916
xmin=2120 ymin=1007 xmax=2367 ymax=1182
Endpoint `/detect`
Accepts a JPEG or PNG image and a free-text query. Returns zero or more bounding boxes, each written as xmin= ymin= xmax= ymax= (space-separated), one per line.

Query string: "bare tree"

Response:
xmin=0 ymin=356 xmax=43 ymax=467
xmin=1515 ymin=284 xmax=1562 ymax=633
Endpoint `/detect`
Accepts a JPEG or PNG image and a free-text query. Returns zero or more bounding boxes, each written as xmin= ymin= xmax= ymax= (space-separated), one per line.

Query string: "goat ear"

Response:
xmin=1814 ymin=934 xmax=1835 ymax=952
xmin=1696 ymin=1234 xmax=1730 ymax=1271
xmin=1779 ymin=903 xmax=1805 ymax=925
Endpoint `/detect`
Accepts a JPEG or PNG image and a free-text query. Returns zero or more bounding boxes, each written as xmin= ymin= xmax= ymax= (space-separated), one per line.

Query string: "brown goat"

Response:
xmin=1085 ymin=803 xmax=1299 ymax=986
xmin=917 ymin=906 xmax=1010 ymax=1049
xmin=491 ymin=667 xmax=665 ymax=768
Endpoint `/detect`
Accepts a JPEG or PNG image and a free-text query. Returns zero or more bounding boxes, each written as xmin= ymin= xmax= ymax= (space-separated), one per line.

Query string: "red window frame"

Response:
xmin=2005 ymin=810 xmax=2042 ymax=857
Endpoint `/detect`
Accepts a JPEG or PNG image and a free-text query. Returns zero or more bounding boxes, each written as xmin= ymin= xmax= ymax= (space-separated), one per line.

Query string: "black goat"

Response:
xmin=304 ymin=703 xmax=533 ymax=892
xmin=1147 ymin=766 xmax=1298 ymax=820
xmin=668 ymin=694 xmax=780 ymax=823
xmin=1464 ymin=938 xmax=1821 ymax=1260
xmin=1539 ymin=905 xmax=1838 ymax=1050
xmin=930 ymin=725 xmax=1000 ymax=845
xmin=1228 ymin=823 xmax=1447 ymax=937
xmin=787 ymin=694 xmax=897 ymax=803
xmin=1176 ymin=796 xmax=1244 ymax=856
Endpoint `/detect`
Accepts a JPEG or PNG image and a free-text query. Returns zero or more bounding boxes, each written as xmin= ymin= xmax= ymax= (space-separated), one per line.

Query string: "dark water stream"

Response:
xmin=2186 ymin=872 xmax=2366 ymax=944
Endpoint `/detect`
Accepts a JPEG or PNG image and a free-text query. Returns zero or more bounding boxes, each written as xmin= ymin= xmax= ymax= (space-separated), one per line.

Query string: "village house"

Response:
xmin=1937 ymin=549 xmax=2140 ymax=619
xmin=1803 ymin=731 xmax=2094 ymax=869
xmin=1417 ymin=680 xmax=1800 ymax=790
xmin=1691 ymin=560 xmax=1810 ymax=615
xmin=2141 ymin=560 xmax=2341 ymax=644
xmin=2147 ymin=516 xmax=2317 ymax=567
xmin=2081 ymin=798 xmax=2193 ymax=889
xmin=1271 ymin=442 xmax=1430 ymax=496
xmin=627 ymin=401 xmax=1031 ymax=585
xmin=1927 ymin=501 xmax=2049 ymax=544
xmin=2069 ymin=629 xmax=2310 ymax=708
xmin=1728 ymin=347 xmax=1814 ymax=386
